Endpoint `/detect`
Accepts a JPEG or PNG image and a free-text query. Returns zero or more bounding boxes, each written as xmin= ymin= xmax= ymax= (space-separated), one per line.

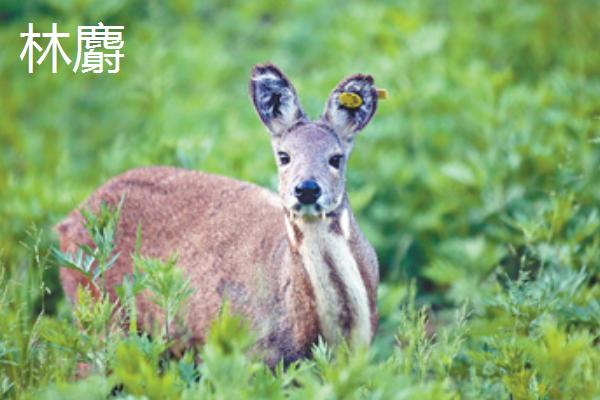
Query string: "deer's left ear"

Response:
xmin=322 ymin=74 xmax=378 ymax=145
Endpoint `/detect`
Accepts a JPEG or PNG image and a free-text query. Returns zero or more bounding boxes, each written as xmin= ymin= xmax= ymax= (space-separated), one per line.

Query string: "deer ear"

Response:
xmin=322 ymin=74 xmax=378 ymax=145
xmin=250 ymin=63 xmax=306 ymax=137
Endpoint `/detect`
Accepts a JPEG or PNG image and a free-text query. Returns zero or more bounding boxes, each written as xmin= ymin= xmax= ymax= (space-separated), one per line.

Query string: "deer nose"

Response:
xmin=295 ymin=180 xmax=321 ymax=205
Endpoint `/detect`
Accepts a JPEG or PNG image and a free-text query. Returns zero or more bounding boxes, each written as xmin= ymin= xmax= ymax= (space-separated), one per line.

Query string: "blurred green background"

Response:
xmin=1 ymin=0 xmax=600 ymax=395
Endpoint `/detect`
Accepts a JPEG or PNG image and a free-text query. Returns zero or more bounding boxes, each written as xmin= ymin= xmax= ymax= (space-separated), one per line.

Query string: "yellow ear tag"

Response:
xmin=339 ymin=92 xmax=363 ymax=109
xmin=376 ymin=88 xmax=388 ymax=100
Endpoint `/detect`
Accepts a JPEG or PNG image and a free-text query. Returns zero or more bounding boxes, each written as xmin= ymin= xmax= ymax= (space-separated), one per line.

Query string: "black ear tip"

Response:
xmin=350 ymin=73 xmax=374 ymax=85
xmin=336 ymin=73 xmax=376 ymax=93
xmin=353 ymin=73 xmax=374 ymax=85
xmin=251 ymin=62 xmax=285 ymax=79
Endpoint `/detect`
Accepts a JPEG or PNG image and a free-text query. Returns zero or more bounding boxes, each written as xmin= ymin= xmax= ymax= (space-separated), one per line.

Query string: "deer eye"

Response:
xmin=329 ymin=154 xmax=343 ymax=169
xmin=278 ymin=151 xmax=290 ymax=166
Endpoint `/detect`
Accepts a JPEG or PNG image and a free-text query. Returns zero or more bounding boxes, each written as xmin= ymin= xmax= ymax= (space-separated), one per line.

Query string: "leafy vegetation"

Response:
xmin=1 ymin=0 xmax=599 ymax=398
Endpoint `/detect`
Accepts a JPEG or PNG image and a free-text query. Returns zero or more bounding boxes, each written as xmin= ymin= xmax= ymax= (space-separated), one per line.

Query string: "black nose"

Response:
xmin=295 ymin=180 xmax=322 ymax=205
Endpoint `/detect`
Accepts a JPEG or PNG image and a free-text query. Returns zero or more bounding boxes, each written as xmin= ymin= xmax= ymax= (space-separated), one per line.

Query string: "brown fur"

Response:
xmin=57 ymin=167 xmax=323 ymax=365
xmin=57 ymin=63 xmax=381 ymax=366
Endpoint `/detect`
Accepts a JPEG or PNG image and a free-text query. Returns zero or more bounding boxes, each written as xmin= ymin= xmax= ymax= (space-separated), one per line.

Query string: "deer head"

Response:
xmin=250 ymin=63 xmax=378 ymax=220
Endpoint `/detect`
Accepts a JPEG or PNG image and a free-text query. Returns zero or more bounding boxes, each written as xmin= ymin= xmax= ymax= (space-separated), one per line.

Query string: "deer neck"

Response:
xmin=284 ymin=197 xmax=371 ymax=347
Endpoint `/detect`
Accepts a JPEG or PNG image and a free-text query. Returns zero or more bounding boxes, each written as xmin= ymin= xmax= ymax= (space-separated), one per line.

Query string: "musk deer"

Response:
xmin=57 ymin=63 xmax=381 ymax=366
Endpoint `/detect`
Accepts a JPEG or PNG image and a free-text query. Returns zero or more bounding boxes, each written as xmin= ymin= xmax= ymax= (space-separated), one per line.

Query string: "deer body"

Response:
xmin=57 ymin=64 xmax=381 ymax=366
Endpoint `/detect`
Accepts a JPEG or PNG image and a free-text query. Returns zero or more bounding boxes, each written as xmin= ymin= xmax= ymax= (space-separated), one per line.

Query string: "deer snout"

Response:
xmin=294 ymin=180 xmax=322 ymax=205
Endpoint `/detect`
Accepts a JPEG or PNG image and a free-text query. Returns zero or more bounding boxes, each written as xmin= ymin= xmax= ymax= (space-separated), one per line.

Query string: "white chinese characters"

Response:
xmin=73 ymin=22 xmax=124 ymax=74
xmin=19 ymin=22 xmax=124 ymax=74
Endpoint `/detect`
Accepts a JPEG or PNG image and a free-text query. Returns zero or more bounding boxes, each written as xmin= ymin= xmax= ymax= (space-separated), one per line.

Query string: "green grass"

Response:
xmin=1 ymin=0 xmax=599 ymax=398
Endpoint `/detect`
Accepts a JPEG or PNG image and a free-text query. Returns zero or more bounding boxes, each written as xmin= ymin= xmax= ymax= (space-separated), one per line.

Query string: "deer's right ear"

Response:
xmin=250 ymin=63 xmax=306 ymax=137
xmin=321 ymin=74 xmax=378 ymax=146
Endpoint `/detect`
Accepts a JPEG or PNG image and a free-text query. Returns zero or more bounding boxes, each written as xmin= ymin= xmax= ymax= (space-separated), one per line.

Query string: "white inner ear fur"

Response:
xmin=252 ymin=74 xmax=300 ymax=135
xmin=328 ymin=104 xmax=352 ymax=138
xmin=274 ymin=88 xmax=297 ymax=132
xmin=252 ymin=71 xmax=281 ymax=82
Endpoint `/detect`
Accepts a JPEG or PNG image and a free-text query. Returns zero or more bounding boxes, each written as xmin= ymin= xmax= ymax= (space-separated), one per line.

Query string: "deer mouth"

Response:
xmin=290 ymin=203 xmax=328 ymax=220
